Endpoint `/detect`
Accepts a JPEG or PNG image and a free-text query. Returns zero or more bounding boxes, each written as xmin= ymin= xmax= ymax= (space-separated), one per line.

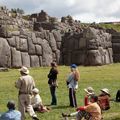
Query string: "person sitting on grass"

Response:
xmin=62 ymin=95 xmax=101 ymax=120
xmin=0 ymin=100 xmax=21 ymax=120
xmin=84 ymin=86 xmax=95 ymax=106
xmin=31 ymin=88 xmax=50 ymax=113
xmin=98 ymin=88 xmax=110 ymax=111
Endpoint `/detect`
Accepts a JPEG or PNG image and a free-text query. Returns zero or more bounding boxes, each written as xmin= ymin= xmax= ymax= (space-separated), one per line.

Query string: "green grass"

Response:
xmin=98 ymin=23 xmax=120 ymax=32
xmin=0 ymin=64 xmax=120 ymax=120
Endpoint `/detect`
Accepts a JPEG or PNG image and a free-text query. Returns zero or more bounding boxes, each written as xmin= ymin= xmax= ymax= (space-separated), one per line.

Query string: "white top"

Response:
xmin=67 ymin=72 xmax=78 ymax=89
xmin=31 ymin=94 xmax=42 ymax=108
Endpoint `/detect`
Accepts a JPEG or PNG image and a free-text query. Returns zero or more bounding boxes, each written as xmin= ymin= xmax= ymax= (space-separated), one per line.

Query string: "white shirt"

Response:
xmin=31 ymin=94 xmax=42 ymax=108
xmin=67 ymin=72 xmax=78 ymax=89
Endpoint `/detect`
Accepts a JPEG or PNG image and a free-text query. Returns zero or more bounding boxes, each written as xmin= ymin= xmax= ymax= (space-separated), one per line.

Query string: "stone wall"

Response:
xmin=62 ymin=27 xmax=113 ymax=66
xmin=111 ymin=32 xmax=120 ymax=62
xmin=0 ymin=7 xmax=114 ymax=68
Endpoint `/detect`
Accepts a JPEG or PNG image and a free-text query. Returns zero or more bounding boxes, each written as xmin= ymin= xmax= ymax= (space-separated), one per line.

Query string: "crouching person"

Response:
xmin=62 ymin=95 xmax=101 ymax=120
xmin=31 ymin=88 xmax=50 ymax=113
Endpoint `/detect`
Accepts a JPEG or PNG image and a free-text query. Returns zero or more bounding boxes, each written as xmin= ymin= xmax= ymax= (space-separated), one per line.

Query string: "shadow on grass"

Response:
xmin=50 ymin=105 xmax=71 ymax=109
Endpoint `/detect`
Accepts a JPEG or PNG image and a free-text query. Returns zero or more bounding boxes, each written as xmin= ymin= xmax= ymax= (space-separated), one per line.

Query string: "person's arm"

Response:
xmin=84 ymin=96 xmax=89 ymax=106
xmin=76 ymin=106 xmax=85 ymax=111
xmin=15 ymin=78 xmax=22 ymax=89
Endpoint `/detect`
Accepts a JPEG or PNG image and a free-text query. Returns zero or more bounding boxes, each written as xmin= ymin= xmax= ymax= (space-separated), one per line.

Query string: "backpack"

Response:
xmin=116 ymin=90 xmax=120 ymax=102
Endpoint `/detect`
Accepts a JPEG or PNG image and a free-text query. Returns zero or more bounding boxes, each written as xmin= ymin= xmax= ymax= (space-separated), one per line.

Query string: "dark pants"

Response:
xmin=116 ymin=90 xmax=120 ymax=102
xmin=50 ymin=86 xmax=57 ymax=105
xmin=69 ymin=88 xmax=77 ymax=107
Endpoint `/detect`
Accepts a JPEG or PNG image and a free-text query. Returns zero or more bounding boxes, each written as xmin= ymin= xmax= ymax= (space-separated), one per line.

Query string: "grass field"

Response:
xmin=0 ymin=63 xmax=120 ymax=120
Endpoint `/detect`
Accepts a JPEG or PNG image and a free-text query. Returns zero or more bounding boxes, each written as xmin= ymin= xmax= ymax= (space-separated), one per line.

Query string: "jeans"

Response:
xmin=50 ymin=86 xmax=57 ymax=105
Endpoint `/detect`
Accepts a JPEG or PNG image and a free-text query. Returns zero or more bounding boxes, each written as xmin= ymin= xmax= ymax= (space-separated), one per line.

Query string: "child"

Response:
xmin=31 ymin=88 xmax=50 ymax=112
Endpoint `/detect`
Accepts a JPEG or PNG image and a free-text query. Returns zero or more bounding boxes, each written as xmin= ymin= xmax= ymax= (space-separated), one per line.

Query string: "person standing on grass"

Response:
xmin=48 ymin=62 xmax=58 ymax=105
xmin=15 ymin=66 xmax=39 ymax=120
xmin=66 ymin=64 xmax=80 ymax=107
xmin=0 ymin=100 xmax=21 ymax=120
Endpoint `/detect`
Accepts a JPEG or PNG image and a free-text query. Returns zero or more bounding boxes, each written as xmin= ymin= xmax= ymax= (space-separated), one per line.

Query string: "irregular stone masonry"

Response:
xmin=0 ymin=6 xmax=116 ymax=68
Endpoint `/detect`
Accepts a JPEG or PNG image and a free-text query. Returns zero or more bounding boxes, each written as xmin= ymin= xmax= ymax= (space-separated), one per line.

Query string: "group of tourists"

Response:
xmin=0 ymin=62 xmax=119 ymax=120
xmin=62 ymin=86 xmax=111 ymax=120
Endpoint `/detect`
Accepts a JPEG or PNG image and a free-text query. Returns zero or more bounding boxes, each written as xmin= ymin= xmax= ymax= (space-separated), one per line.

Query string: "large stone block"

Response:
xmin=30 ymin=55 xmax=40 ymax=67
xmin=112 ymin=43 xmax=120 ymax=54
xmin=63 ymin=52 xmax=72 ymax=65
xmin=21 ymin=52 xmax=30 ymax=67
xmin=53 ymin=30 xmax=62 ymax=42
xmin=71 ymin=51 xmax=86 ymax=65
xmin=113 ymin=54 xmax=120 ymax=62
xmin=0 ymin=38 xmax=11 ymax=67
xmin=39 ymin=56 xmax=43 ymax=66
xmin=31 ymin=32 xmax=37 ymax=44
xmin=19 ymin=38 xmax=28 ymax=52
xmin=7 ymin=36 xmax=16 ymax=47
xmin=48 ymin=33 xmax=57 ymax=52
xmin=86 ymin=39 xmax=99 ymax=50
xmin=56 ymin=41 xmax=62 ymax=49
xmin=41 ymin=39 xmax=53 ymax=66
xmin=86 ymin=50 xmax=102 ymax=66
xmin=36 ymin=37 xmax=43 ymax=45
xmin=83 ymin=27 xmax=98 ymax=39
xmin=78 ymin=38 xmax=86 ymax=49
xmin=35 ymin=45 xmax=42 ymax=55
xmin=107 ymin=48 xmax=113 ymax=63
xmin=11 ymin=47 xmax=22 ymax=68
xmin=28 ymin=37 xmax=36 ymax=55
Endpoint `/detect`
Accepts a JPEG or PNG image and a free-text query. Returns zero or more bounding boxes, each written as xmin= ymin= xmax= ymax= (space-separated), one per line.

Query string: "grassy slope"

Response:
xmin=0 ymin=64 xmax=120 ymax=120
xmin=98 ymin=23 xmax=120 ymax=32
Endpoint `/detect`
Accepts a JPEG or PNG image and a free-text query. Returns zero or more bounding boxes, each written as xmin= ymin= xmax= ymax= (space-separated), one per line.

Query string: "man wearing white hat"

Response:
xmin=15 ymin=66 xmax=39 ymax=120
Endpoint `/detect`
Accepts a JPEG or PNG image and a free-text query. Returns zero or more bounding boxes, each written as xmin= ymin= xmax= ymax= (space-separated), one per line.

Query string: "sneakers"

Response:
xmin=32 ymin=115 xmax=39 ymax=120
xmin=62 ymin=113 xmax=70 ymax=117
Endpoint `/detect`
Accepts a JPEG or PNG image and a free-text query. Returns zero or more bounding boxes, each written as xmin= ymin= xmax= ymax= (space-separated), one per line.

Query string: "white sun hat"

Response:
xmin=32 ymin=88 xmax=39 ymax=94
xmin=19 ymin=66 xmax=29 ymax=75
xmin=84 ymin=87 xmax=95 ymax=95
xmin=101 ymin=88 xmax=109 ymax=95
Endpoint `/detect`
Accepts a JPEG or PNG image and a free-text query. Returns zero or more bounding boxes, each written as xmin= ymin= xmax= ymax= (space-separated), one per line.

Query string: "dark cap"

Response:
xmin=71 ymin=64 xmax=77 ymax=68
xmin=51 ymin=62 xmax=57 ymax=67
xmin=7 ymin=100 xmax=15 ymax=110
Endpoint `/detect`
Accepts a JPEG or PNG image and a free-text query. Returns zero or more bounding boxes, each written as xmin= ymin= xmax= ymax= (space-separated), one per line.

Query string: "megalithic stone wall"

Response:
xmin=0 ymin=30 xmax=62 ymax=68
xmin=62 ymin=27 xmax=113 ymax=66
xmin=112 ymin=32 xmax=120 ymax=62
xmin=0 ymin=6 xmax=114 ymax=68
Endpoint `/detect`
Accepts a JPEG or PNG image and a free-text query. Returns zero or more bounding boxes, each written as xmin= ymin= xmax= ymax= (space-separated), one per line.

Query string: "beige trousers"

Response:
xmin=18 ymin=94 xmax=36 ymax=120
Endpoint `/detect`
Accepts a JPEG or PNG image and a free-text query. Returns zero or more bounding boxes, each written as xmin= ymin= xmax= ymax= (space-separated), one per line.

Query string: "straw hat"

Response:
xmin=32 ymin=88 xmax=39 ymax=94
xmin=84 ymin=87 xmax=94 ymax=95
xmin=101 ymin=88 xmax=109 ymax=95
xmin=19 ymin=66 xmax=29 ymax=75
